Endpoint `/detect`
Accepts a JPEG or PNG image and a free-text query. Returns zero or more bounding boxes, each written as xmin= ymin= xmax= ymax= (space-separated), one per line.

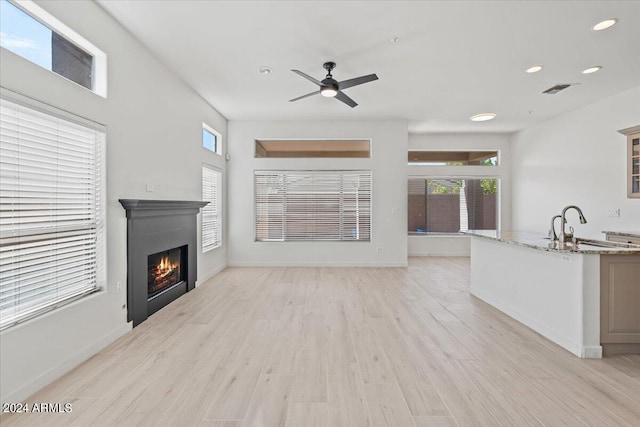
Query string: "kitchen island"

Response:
xmin=467 ymin=230 xmax=640 ymax=358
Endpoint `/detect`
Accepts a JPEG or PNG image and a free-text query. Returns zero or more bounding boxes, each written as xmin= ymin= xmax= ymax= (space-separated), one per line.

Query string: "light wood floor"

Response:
xmin=2 ymin=257 xmax=640 ymax=427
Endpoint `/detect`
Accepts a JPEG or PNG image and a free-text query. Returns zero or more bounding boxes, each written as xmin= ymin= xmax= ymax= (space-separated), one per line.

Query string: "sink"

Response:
xmin=544 ymin=236 xmax=640 ymax=250
xmin=572 ymin=238 xmax=640 ymax=249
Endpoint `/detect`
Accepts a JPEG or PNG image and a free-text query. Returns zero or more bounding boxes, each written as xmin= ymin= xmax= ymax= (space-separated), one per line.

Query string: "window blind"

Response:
xmin=0 ymin=96 xmax=104 ymax=330
xmin=255 ymin=170 xmax=371 ymax=242
xmin=202 ymin=165 xmax=222 ymax=251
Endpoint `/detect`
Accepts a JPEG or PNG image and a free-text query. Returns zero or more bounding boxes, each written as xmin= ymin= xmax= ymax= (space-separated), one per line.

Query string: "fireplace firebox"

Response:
xmin=148 ymin=246 xmax=186 ymax=299
xmin=119 ymin=199 xmax=208 ymax=326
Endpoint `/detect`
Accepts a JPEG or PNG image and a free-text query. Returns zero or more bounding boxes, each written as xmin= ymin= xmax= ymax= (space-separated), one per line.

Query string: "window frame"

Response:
xmin=408 ymin=149 xmax=499 ymax=166
xmin=254 ymin=138 xmax=371 ymax=158
xmin=202 ymin=164 xmax=222 ymax=252
xmin=2 ymin=0 xmax=108 ymax=97
xmin=254 ymin=170 xmax=373 ymax=243
xmin=408 ymin=175 xmax=501 ymax=236
xmin=0 ymin=88 xmax=107 ymax=330
xmin=202 ymin=123 xmax=222 ymax=155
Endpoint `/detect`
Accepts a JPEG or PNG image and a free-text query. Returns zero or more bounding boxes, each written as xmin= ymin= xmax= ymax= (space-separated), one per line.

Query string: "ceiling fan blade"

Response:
xmin=289 ymin=90 xmax=321 ymax=102
xmin=335 ymin=91 xmax=358 ymax=108
xmin=291 ymin=70 xmax=322 ymax=86
xmin=338 ymin=74 xmax=378 ymax=90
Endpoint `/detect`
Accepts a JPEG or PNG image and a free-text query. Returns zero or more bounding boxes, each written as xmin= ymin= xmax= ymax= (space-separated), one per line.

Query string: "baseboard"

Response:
xmin=470 ymin=287 xmax=599 ymax=358
xmin=582 ymin=346 xmax=603 ymax=359
xmin=195 ymin=263 xmax=227 ymax=287
xmin=2 ymin=322 xmax=131 ymax=403
xmin=602 ymin=343 xmax=640 ymax=355
xmin=227 ymin=260 xmax=409 ymax=267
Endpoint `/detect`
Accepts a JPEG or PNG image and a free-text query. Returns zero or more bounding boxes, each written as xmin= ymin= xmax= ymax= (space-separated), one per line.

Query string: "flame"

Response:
xmin=156 ymin=256 xmax=178 ymax=277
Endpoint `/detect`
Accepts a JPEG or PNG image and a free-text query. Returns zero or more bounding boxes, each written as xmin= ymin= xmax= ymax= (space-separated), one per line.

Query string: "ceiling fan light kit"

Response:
xmin=290 ymin=61 xmax=378 ymax=108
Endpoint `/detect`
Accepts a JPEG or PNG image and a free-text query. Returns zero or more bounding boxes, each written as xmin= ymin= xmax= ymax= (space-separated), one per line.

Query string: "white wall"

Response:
xmin=511 ymin=87 xmax=640 ymax=239
xmin=0 ymin=0 xmax=227 ymax=402
xmin=227 ymin=120 xmax=408 ymax=266
xmin=408 ymin=133 xmax=511 ymax=256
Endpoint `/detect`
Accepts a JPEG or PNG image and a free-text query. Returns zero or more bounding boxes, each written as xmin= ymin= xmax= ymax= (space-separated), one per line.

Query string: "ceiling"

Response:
xmin=96 ymin=1 xmax=640 ymax=133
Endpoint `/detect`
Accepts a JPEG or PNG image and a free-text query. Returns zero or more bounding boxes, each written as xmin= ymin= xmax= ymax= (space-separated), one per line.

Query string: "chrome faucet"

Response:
xmin=558 ymin=205 xmax=587 ymax=243
xmin=548 ymin=214 xmax=566 ymax=241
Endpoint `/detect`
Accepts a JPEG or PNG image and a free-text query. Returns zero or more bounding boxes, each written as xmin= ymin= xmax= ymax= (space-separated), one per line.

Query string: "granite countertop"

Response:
xmin=602 ymin=230 xmax=640 ymax=239
xmin=465 ymin=230 xmax=640 ymax=255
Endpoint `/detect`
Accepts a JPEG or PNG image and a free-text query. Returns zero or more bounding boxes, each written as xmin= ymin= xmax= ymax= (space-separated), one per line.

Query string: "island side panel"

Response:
xmin=469 ymin=237 xmax=602 ymax=358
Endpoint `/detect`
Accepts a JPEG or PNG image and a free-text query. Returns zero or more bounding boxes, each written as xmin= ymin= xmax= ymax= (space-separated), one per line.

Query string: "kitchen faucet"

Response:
xmin=548 ymin=214 xmax=566 ymax=241
xmin=558 ymin=205 xmax=587 ymax=243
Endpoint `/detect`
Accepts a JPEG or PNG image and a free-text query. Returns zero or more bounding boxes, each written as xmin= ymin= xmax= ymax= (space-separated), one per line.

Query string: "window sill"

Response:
xmin=408 ymin=232 xmax=467 ymax=236
xmin=203 ymin=244 xmax=222 ymax=253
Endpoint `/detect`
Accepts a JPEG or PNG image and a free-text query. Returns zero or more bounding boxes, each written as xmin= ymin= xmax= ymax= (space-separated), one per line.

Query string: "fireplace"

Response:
xmin=148 ymin=246 xmax=186 ymax=299
xmin=119 ymin=199 xmax=208 ymax=326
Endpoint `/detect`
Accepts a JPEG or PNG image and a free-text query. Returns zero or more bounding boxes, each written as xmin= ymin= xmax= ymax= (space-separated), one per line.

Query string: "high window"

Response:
xmin=255 ymin=139 xmax=371 ymax=158
xmin=0 ymin=94 xmax=106 ymax=330
xmin=255 ymin=170 xmax=372 ymax=242
xmin=0 ymin=0 xmax=107 ymax=96
xmin=408 ymin=150 xmax=498 ymax=166
xmin=408 ymin=178 xmax=499 ymax=233
xmin=202 ymin=123 xmax=221 ymax=154
xmin=202 ymin=165 xmax=222 ymax=251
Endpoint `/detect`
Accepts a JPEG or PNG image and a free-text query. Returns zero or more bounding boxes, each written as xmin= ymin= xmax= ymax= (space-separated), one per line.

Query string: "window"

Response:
xmin=255 ymin=139 xmax=371 ymax=158
xmin=0 ymin=94 xmax=105 ymax=330
xmin=255 ymin=170 xmax=371 ymax=242
xmin=408 ymin=178 xmax=498 ymax=234
xmin=202 ymin=123 xmax=220 ymax=154
xmin=408 ymin=150 xmax=498 ymax=166
xmin=0 ymin=0 xmax=107 ymax=96
xmin=202 ymin=165 xmax=222 ymax=251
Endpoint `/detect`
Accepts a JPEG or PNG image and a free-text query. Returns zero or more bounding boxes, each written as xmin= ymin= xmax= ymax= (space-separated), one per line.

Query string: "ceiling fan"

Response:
xmin=289 ymin=62 xmax=378 ymax=108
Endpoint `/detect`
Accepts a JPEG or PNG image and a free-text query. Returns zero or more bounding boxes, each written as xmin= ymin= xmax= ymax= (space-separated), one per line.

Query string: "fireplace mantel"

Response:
xmin=119 ymin=199 xmax=208 ymax=218
xmin=119 ymin=199 xmax=208 ymax=326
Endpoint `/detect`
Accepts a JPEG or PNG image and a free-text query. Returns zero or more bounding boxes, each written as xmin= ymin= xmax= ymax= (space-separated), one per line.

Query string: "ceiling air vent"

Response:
xmin=543 ymin=84 xmax=572 ymax=94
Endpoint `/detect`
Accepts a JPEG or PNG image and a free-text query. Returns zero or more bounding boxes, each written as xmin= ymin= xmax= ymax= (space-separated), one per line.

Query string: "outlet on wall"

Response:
xmin=607 ymin=208 xmax=620 ymax=217
xmin=116 ymin=281 xmax=121 ymax=294
xmin=146 ymin=183 xmax=154 ymax=192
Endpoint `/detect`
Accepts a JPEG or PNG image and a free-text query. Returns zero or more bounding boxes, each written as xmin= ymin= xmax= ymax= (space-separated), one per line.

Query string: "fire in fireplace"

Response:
xmin=147 ymin=247 xmax=185 ymax=299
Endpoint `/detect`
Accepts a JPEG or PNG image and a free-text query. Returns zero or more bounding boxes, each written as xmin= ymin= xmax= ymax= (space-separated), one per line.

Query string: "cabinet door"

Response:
xmin=600 ymin=255 xmax=640 ymax=345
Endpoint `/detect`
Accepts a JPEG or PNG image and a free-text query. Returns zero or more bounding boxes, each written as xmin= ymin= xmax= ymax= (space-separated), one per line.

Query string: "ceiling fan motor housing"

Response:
xmin=321 ymin=78 xmax=339 ymax=91
xmin=320 ymin=79 xmax=339 ymax=97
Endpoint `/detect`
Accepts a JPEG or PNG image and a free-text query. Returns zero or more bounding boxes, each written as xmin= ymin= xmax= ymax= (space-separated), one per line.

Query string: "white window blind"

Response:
xmin=0 ymin=96 xmax=105 ymax=330
xmin=255 ymin=170 xmax=371 ymax=242
xmin=202 ymin=165 xmax=222 ymax=251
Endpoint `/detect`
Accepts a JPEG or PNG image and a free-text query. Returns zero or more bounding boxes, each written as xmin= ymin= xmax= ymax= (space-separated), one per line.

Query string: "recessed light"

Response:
xmin=526 ymin=65 xmax=543 ymax=73
xmin=582 ymin=66 xmax=602 ymax=74
xmin=258 ymin=66 xmax=272 ymax=75
xmin=470 ymin=113 xmax=496 ymax=122
xmin=592 ymin=18 xmax=618 ymax=31
xmin=390 ymin=36 xmax=400 ymax=43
